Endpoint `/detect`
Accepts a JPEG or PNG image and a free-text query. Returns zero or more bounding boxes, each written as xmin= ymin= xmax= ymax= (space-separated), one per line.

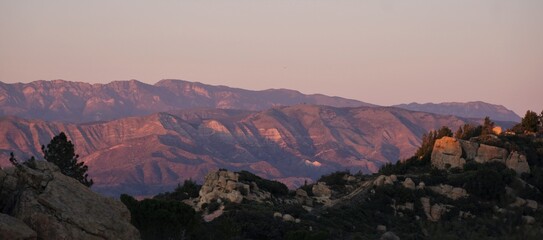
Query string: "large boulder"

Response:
xmin=475 ymin=144 xmax=508 ymax=164
xmin=431 ymin=137 xmax=465 ymax=169
xmin=380 ymin=231 xmax=400 ymax=240
xmin=459 ymin=140 xmax=479 ymax=160
xmin=312 ymin=182 xmax=332 ymax=198
xmin=373 ymin=175 xmax=395 ymax=187
xmin=197 ymin=170 xmax=271 ymax=209
xmin=402 ymin=178 xmax=416 ymax=190
xmin=420 ymin=197 xmax=451 ymax=222
xmin=428 ymin=184 xmax=468 ymax=200
xmin=506 ymin=152 xmax=530 ymax=175
xmin=0 ymin=161 xmax=140 ymax=240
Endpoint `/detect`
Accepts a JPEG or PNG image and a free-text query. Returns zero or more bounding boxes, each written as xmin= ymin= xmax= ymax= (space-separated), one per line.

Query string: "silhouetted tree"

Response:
xmin=8 ymin=152 xmax=36 ymax=169
xmin=415 ymin=126 xmax=452 ymax=161
xmin=482 ymin=116 xmax=495 ymax=135
xmin=521 ymin=110 xmax=539 ymax=133
xmin=42 ymin=132 xmax=93 ymax=187
xmin=154 ymin=179 xmax=201 ymax=201
xmin=437 ymin=126 xmax=453 ymax=139
xmin=455 ymin=124 xmax=483 ymax=140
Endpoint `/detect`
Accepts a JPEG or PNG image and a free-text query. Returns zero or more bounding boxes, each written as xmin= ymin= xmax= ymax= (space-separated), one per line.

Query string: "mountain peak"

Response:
xmin=393 ymin=101 xmax=521 ymax=122
xmin=0 ymin=79 xmax=372 ymax=123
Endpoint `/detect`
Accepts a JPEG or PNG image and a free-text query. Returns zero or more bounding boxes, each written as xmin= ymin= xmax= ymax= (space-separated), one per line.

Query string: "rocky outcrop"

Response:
xmin=0 ymin=213 xmax=37 ymax=240
xmin=0 ymin=161 xmax=140 ymax=240
xmin=431 ymin=137 xmax=465 ymax=169
xmin=402 ymin=178 xmax=415 ymax=190
xmin=197 ymin=170 xmax=272 ymax=209
xmin=459 ymin=140 xmax=479 ymax=160
xmin=312 ymin=182 xmax=332 ymax=198
xmin=475 ymin=144 xmax=508 ymax=163
xmin=431 ymin=137 xmax=530 ymax=174
xmin=295 ymin=189 xmax=313 ymax=206
xmin=373 ymin=175 xmax=397 ymax=187
xmin=509 ymin=197 xmax=538 ymax=210
xmin=506 ymin=152 xmax=531 ymax=175
xmin=420 ymin=197 xmax=452 ymax=222
xmin=428 ymin=184 xmax=468 ymax=200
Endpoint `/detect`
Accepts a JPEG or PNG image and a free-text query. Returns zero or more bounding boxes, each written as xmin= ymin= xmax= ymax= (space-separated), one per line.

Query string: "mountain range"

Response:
xmin=0 ymin=79 xmax=521 ymax=196
xmin=0 ymin=79 xmax=371 ymax=123
xmin=394 ymin=101 xmax=521 ymax=122
xmin=0 ymin=105 xmax=469 ymax=196
xmin=0 ymin=80 xmax=521 ymax=123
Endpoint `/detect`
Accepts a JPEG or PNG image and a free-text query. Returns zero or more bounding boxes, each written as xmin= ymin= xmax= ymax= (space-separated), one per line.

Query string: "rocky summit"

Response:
xmin=431 ymin=136 xmax=530 ymax=174
xmin=0 ymin=160 xmax=140 ymax=240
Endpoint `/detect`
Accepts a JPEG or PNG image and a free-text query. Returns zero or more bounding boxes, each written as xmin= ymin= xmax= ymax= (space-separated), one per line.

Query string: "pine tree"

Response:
xmin=521 ymin=110 xmax=539 ymax=133
xmin=482 ymin=116 xmax=495 ymax=135
xmin=42 ymin=132 xmax=93 ymax=187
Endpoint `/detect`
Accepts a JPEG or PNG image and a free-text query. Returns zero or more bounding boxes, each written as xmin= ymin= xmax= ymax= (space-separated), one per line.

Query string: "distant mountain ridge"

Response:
xmin=0 ymin=79 xmax=372 ymax=123
xmin=393 ymin=101 xmax=521 ymax=122
xmin=0 ymin=105 xmax=469 ymax=196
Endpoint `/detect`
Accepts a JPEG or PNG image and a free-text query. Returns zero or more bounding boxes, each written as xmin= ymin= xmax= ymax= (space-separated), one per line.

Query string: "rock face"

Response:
xmin=197 ymin=170 xmax=272 ymax=209
xmin=0 ymin=161 xmax=140 ymax=240
xmin=475 ymin=144 xmax=508 ymax=163
xmin=0 ymin=213 xmax=37 ymax=240
xmin=431 ymin=137 xmax=530 ymax=174
xmin=506 ymin=152 xmax=531 ymax=175
xmin=430 ymin=137 xmax=465 ymax=169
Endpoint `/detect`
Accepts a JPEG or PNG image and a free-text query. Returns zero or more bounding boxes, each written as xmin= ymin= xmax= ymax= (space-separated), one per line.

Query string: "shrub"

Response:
xmin=120 ymin=194 xmax=200 ymax=240
xmin=154 ymin=179 xmax=201 ymax=201
xmin=238 ymin=170 xmax=288 ymax=196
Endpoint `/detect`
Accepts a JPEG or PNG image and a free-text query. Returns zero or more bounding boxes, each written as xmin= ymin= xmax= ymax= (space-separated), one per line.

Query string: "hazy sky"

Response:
xmin=1 ymin=0 xmax=542 ymax=115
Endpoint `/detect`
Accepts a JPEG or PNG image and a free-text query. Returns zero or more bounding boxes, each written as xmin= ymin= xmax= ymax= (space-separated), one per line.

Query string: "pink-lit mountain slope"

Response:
xmin=0 ymin=105 xmax=468 ymax=196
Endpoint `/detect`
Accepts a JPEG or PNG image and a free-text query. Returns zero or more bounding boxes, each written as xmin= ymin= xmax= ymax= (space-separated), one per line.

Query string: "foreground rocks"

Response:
xmin=0 ymin=213 xmax=37 ymax=240
xmin=431 ymin=137 xmax=530 ymax=174
xmin=0 ymin=161 xmax=140 ymax=240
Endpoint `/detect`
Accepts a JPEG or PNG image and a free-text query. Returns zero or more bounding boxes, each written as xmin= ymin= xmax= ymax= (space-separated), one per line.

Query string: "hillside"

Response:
xmin=119 ymin=129 xmax=543 ymax=240
xmin=0 ymin=105 xmax=469 ymax=196
xmin=394 ymin=101 xmax=521 ymax=122
xmin=0 ymin=79 xmax=371 ymax=123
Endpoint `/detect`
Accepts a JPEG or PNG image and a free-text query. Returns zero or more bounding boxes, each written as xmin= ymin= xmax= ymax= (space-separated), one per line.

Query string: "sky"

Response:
xmin=1 ymin=0 xmax=542 ymax=115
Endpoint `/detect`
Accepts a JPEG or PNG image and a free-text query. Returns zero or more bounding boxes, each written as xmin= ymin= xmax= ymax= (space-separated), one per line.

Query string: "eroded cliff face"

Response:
xmin=0 ymin=161 xmax=140 ymax=240
xmin=431 ymin=136 xmax=530 ymax=174
xmin=1 ymin=105 xmax=468 ymax=196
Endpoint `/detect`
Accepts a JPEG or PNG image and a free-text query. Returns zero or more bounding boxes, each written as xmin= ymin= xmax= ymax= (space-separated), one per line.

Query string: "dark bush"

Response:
xmin=238 ymin=170 xmax=289 ymax=196
xmin=120 ymin=194 xmax=199 ymax=240
xmin=154 ymin=179 xmax=201 ymax=201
